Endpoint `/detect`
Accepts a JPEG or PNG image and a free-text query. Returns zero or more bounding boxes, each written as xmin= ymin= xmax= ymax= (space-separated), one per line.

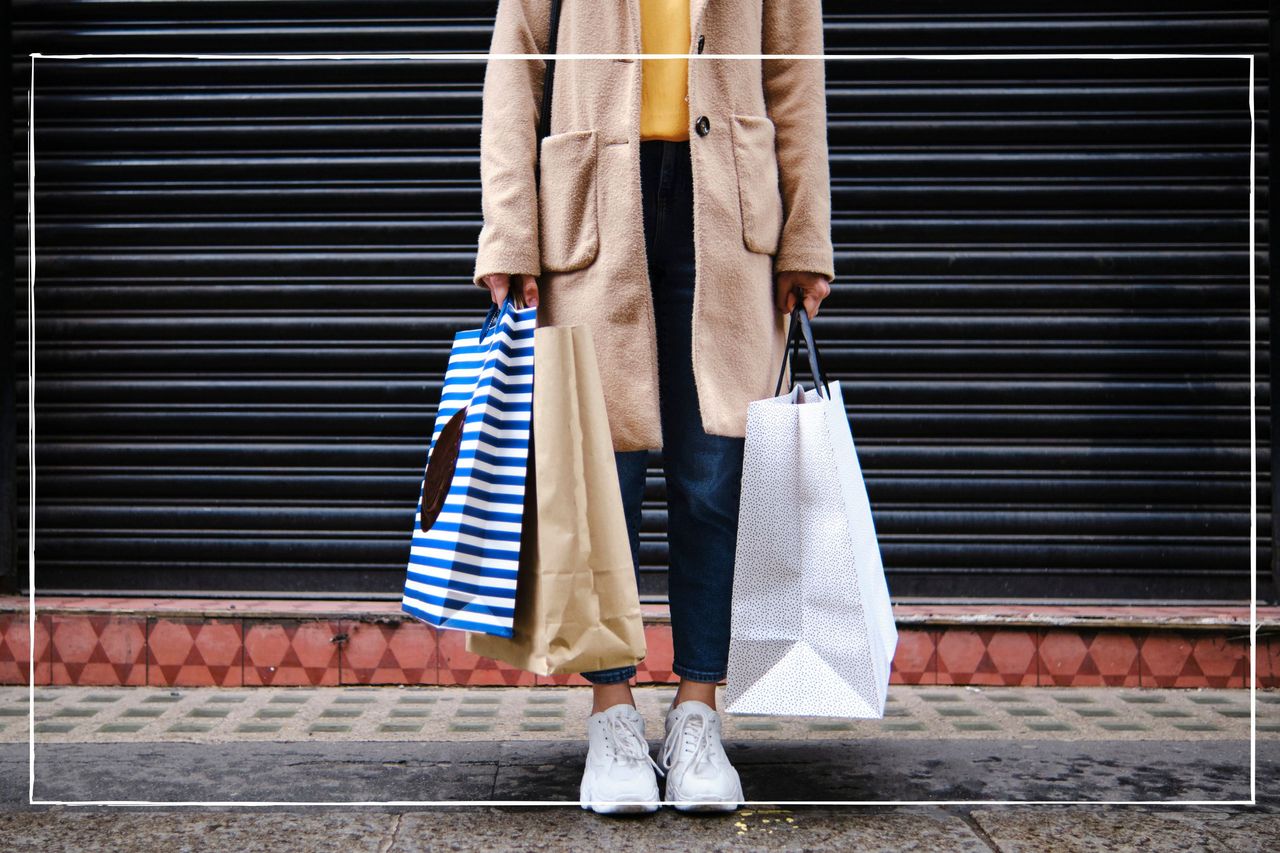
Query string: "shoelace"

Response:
xmin=605 ymin=712 xmax=665 ymax=777
xmin=659 ymin=707 xmax=714 ymax=774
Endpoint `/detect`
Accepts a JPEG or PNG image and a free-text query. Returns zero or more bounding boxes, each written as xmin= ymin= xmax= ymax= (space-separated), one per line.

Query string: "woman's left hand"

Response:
xmin=775 ymin=270 xmax=832 ymax=319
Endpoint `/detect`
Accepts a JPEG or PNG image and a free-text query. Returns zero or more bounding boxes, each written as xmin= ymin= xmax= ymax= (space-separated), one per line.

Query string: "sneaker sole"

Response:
xmin=665 ymin=780 xmax=745 ymax=813
xmin=580 ymin=780 xmax=660 ymax=815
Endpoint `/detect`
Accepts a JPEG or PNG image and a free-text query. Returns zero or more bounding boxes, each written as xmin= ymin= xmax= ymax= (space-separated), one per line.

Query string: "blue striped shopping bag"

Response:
xmin=401 ymin=298 xmax=536 ymax=637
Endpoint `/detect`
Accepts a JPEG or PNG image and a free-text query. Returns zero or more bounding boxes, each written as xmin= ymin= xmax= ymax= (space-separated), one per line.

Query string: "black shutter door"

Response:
xmin=10 ymin=2 xmax=1273 ymax=602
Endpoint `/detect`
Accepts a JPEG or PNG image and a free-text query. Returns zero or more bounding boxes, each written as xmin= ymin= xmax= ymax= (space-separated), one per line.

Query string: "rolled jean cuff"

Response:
xmin=581 ymin=665 xmax=636 ymax=685
xmin=672 ymin=662 xmax=726 ymax=683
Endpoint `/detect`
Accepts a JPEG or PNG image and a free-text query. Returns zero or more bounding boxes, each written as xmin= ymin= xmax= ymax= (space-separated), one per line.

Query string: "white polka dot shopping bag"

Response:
xmin=724 ymin=307 xmax=898 ymax=718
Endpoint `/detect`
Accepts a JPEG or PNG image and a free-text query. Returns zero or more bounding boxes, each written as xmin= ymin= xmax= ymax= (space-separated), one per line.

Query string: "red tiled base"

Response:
xmin=2 ymin=598 xmax=1276 ymax=688
xmin=51 ymin=615 xmax=146 ymax=686
xmin=1139 ymin=631 xmax=1248 ymax=689
xmin=437 ymin=627 xmax=536 ymax=686
xmin=340 ymin=621 xmax=437 ymax=686
xmin=147 ymin=618 xmax=243 ymax=687
xmin=0 ymin=612 xmax=50 ymax=685
xmin=936 ymin=628 xmax=1038 ymax=686
xmin=889 ymin=629 xmax=937 ymax=685
xmin=1038 ymin=629 xmax=1141 ymax=687
xmin=244 ymin=620 xmax=341 ymax=687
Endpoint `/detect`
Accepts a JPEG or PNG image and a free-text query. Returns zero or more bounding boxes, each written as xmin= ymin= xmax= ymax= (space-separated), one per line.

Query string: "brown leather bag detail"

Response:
xmin=419 ymin=406 xmax=468 ymax=532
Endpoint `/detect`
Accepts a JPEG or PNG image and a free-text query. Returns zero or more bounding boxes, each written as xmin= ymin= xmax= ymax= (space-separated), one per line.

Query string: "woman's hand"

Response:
xmin=481 ymin=273 xmax=539 ymax=308
xmin=775 ymin=271 xmax=831 ymax=319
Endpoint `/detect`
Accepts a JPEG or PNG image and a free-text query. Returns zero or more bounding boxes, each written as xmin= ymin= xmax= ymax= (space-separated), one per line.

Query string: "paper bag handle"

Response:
xmin=773 ymin=305 xmax=830 ymax=398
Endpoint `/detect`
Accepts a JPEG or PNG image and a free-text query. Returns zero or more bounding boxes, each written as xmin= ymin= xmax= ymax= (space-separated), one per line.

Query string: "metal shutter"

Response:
xmin=9 ymin=2 xmax=1272 ymax=602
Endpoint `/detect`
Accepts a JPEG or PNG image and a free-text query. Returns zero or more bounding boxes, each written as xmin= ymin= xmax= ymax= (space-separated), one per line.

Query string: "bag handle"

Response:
xmin=533 ymin=0 xmax=564 ymax=191
xmin=773 ymin=304 xmax=830 ymax=398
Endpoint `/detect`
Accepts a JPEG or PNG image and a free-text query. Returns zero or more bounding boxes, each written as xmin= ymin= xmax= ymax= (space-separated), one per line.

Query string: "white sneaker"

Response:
xmin=579 ymin=702 xmax=663 ymax=814
xmin=660 ymin=699 xmax=744 ymax=812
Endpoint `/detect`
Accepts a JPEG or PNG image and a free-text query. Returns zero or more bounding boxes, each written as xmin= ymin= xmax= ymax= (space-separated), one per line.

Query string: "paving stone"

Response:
xmin=236 ymin=724 xmax=281 ymax=733
xmin=269 ymin=695 xmax=310 ymax=704
xmin=1148 ymin=709 xmax=1195 ymax=718
xmin=255 ymin=709 xmax=298 ymax=719
xmin=83 ymin=694 xmax=122 ymax=703
xmin=1073 ymin=708 xmax=1118 ymax=717
xmin=1051 ymin=695 xmax=1096 ymax=704
xmin=461 ymin=695 xmax=502 ymax=704
xmin=1098 ymin=722 xmax=1148 ymax=731
xmin=35 ymin=722 xmax=76 ymax=733
xmin=1027 ymin=722 xmax=1074 ymax=732
xmin=1005 ymin=707 xmax=1050 ymax=717
xmin=378 ymin=724 xmax=423 ymax=733
xmin=167 ymin=724 xmax=212 ymax=733
xmin=520 ymin=722 xmax=564 ymax=732
xmin=319 ymin=709 xmax=362 ymax=718
xmin=522 ymin=708 xmax=564 ymax=718
xmin=449 ymin=722 xmax=493 ymax=732
xmin=97 ymin=723 xmax=145 ymax=733
xmin=456 ymin=708 xmax=497 ymax=718
xmin=0 ymin=708 xmax=26 ymax=717
xmin=206 ymin=695 xmax=246 ymax=704
xmin=52 ymin=708 xmax=98 ymax=717
xmin=389 ymin=709 xmax=431 ymax=719
xmin=935 ymin=707 xmax=980 ymax=717
xmin=308 ymin=724 xmax=351 ymax=733
xmin=953 ymin=722 xmax=1001 ymax=731
xmin=397 ymin=696 xmax=437 ymax=704
xmin=189 ymin=708 xmax=231 ymax=719
xmin=1118 ymin=693 xmax=1166 ymax=704
xmin=332 ymin=696 xmax=370 ymax=705
xmin=122 ymin=708 xmax=167 ymax=718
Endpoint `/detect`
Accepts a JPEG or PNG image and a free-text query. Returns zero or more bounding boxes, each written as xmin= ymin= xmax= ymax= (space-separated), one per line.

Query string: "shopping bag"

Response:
xmin=724 ymin=307 xmax=897 ymax=718
xmin=466 ymin=323 xmax=647 ymax=674
xmin=400 ymin=298 xmax=536 ymax=638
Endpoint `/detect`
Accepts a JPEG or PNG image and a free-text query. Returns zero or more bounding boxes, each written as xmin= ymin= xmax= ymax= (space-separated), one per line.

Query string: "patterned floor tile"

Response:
xmin=50 ymin=615 xmax=146 ymax=687
xmin=437 ymin=628 xmax=535 ymax=686
xmin=936 ymin=629 xmax=1037 ymax=686
xmin=339 ymin=621 xmax=437 ymax=686
xmin=0 ymin=612 xmax=50 ymax=685
xmin=889 ymin=629 xmax=936 ymax=685
xmin=1140 ymin=632 xmax=1248 ymax=688
xmin=244 ymin=620 xmax=341 ymax=687
xmin=146 ymin=618 xmax=243 ymax=687
xmin=1038 ymin=629 xmax=1140 ymax=687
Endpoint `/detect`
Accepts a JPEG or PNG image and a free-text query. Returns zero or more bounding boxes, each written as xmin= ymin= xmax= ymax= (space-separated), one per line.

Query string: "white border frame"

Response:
xmin=22 ymin=48 xmax=1259 ymax=804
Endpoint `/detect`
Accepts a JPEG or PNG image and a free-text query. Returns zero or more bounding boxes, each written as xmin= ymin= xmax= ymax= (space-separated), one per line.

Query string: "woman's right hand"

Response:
xmin=482 ymin=273 xmax=539 ymax=308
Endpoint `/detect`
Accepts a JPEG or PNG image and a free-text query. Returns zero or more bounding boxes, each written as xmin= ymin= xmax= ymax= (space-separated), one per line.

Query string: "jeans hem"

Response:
xmin=580 ymin=666 xmax=637 ymax=685
xmin=672 ymin=663 xmax=726 ymax=683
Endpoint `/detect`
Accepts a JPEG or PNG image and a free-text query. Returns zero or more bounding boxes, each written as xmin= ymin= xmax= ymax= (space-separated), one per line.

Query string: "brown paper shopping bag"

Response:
xmin=466 ymin=324 xmax=647 ymax=675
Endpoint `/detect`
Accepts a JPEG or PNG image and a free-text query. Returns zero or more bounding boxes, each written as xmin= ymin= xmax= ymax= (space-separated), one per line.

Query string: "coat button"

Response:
xmin=697 ymin=34 xmax=705 ymax=54
xmin=695 ymin=115 xmax=711 ymax=136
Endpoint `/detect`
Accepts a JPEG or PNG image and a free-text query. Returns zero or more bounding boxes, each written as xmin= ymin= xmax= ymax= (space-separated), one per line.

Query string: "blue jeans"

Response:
xmin=581 ymin=140 xmax=747 ymax=685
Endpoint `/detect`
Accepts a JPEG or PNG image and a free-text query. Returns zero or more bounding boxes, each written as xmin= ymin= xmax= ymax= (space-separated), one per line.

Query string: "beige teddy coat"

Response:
xmin=473 ymin=0 xmax=836 ymax=451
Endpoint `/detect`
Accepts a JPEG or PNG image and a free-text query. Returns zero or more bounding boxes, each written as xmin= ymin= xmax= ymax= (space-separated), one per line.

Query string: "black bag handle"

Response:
xmin=773 ymin=304 xmax=830 ymax=398
xmin=533 ymin=0 xmax=564 ymax=192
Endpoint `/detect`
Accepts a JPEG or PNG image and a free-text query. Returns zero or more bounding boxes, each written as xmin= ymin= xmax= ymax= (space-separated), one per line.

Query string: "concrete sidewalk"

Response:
xmin=1 ymin=685 xmax=1276 ymax=851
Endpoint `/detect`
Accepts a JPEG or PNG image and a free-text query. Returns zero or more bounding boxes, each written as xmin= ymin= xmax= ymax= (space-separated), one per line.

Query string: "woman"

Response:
xmin=473 ymin=0 xmax=834 ymax=813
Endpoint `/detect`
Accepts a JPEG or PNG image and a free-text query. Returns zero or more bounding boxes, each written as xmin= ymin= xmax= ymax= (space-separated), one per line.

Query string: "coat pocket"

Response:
xmin=538 ymin=129 xmax=600 ymax=272
xmin=729 ymin=114 xmax=784 ymax=255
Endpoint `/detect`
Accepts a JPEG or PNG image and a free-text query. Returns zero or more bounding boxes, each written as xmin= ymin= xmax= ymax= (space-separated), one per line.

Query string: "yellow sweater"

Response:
xmin=639 ymin=0 xmax=691 ymax=141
